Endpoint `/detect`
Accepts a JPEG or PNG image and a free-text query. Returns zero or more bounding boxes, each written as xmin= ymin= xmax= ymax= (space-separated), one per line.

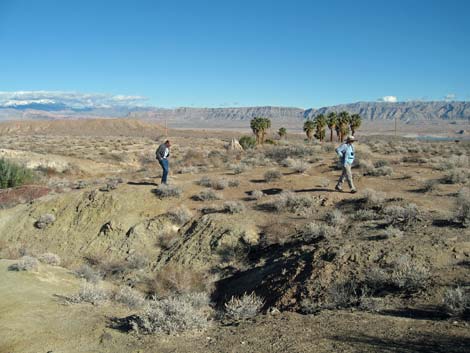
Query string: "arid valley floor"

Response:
xmin=0 ymin=119 xmax=469 ymax=353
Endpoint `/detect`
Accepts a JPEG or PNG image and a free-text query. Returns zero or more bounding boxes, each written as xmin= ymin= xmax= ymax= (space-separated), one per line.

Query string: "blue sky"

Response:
xmin=0 ymin=0 xmax=469 ymax=108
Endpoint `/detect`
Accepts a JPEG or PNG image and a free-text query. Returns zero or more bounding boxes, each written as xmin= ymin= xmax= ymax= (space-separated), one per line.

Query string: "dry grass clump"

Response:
xmin=129 ymin=292 xmax=213 ymax=334
xmin=166 ymin=206 xmax=193 ymax=225
xmin=443 ymin=287 xmax=469 ymax=317
xmin=383 ymin=226 xmax=404 ymax=238
xmin=325 ymin=209 xmax=346 ymax=227
xmin=154 ymin=184 xmax=182 ymax=198
xmin=455 ymin=187 xmax=470 ymax=227
xmin=329 ymin=279 xmax=361 ymax=308
xmin=114 ymin=286 xmax=146 ymax=309
xmin=223 ymin=201 xmax=245 ymax=214
xmin=8 ymin=255 xmax=39 ymax=271
xmin=69 ymin=281 xmax=109 ymax=305
xmin=354 ymin=209 xmax=378 ymax=221
xmin=38 ymin=252 xmax=61 ymax=266
xmin=228 ymin=179 xmax=240 ymax=187
xmin=264 ymin=169 xmax=282 ymax=182
xmin=391 ymin=259 xmax=430 ymax=292
xmin=281 ymin=158 xmax=308 ymax=173
xmin=192 ymin=189 xmax=223 ymax=201
xmin=197 ymin=176 xmax=227 ymax=189
xmin=224 ymin=292 xmax=265 ymax=320
xmin=267 ymin=191 xmax=316 ymax=214
xmin=155 ymin=231 xmax=178 ymax=250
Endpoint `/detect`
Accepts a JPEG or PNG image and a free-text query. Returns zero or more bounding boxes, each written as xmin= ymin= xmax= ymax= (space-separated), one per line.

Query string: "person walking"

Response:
xmin=335 ymin=135 xmax=357 ymax=193
xmin=156 ymin=140 xmax=171 ymax=184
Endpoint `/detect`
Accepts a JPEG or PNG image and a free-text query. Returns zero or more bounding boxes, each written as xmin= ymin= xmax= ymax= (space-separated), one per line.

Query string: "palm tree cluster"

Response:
xmin=250 ymin=117 xmax=272 ymax=144
xmin=303 ymin=111 xmax=362 ymax=142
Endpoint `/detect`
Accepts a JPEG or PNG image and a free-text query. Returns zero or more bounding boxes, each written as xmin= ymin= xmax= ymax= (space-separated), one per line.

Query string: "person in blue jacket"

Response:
xmin=335 ymin=135 xmax=357 ymax=193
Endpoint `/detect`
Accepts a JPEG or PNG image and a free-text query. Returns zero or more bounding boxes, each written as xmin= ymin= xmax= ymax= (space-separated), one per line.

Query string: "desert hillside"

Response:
xmin=0 ymin=128 xmax=469 ymax=352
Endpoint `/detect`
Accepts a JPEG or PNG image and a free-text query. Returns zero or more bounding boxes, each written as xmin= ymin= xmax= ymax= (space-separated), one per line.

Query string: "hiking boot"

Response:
xmin=335 ymin=185 xmax=343 ymax=192
xmin=350 ymin=189 xmax=357 ymax=194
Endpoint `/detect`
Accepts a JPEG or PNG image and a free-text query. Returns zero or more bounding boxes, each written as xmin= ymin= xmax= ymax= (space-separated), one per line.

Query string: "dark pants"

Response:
xmin=159 ymin=159 xmax=169 ymax=184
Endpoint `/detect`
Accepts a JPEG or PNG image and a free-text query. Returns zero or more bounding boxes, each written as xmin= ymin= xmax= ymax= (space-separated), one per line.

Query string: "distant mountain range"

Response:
xmin=0 ymin=101 xmax=468 ymax=122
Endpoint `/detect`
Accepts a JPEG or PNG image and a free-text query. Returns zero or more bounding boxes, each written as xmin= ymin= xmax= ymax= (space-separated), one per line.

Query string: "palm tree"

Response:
xmin=250 ymin=117 xmax=271 ymax=145
xmin=338 ymin=111 xmax=351 ymax=142
xmin=303 ymin=119 xmax=316 ymax=142
xmin=278 ymin=127 xmax=287 ymax=139
xmin=314 ymin=114 xmax=327 ymax=142
xmin=326 ymin=112 xmax=337 ymax=142
xmin=349 ymin=114 xmax=362 ymax=136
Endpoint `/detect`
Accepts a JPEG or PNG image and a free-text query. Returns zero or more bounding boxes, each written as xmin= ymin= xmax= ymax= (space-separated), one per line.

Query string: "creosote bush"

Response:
xmin=268 ymin=191 xmax=316 ymax=214
xmin=224 ymin=292 xmax=265 ymax=320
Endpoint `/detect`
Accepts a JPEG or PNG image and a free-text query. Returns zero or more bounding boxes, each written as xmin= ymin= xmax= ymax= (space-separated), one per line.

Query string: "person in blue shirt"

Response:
xmin=335 ymin=135 xmax=357 ymax=193
xmin=156 ymin=140 xmax=171 ymax=184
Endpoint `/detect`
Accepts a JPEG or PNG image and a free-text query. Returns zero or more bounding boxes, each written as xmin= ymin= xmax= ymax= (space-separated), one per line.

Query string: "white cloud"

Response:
xmin=0 ymin=91 xmax=148 ymax=109
xmin=379 ymin=96 xmax=398 ymax=103
xmin=444 ymin=93 xmax=456 ymax=102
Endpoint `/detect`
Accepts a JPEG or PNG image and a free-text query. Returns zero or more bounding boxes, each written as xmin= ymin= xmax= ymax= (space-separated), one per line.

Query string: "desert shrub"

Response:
xmin=269 ymin=191 xmax=316 ymax=214
xmin=8 ymin=255 xmax=39 ymax=271
xmin=38 ymin=252 xmax=61 ymax=266
xmin=224 ymin=292 xmax=265 ymax=320
xmin=34 ymin=213 xmax=56 ymax=229
xmin=362 ymin=189 xmax=386 ymax=209
xmin=156 ymin=231 xmax=178 ymax=250
xmin=390 ymin=258 xmax=430 ymax=292
xmin=251 ymin=190 xmax=264 ymax=200
xmin=290 ymin=159 xmax=309 ymax=174
xmin=149 ymin=266 xmax=214 ymax=298
xmin=239 ymin=136 xmax=256 ymax=150
xmin=280 ymin=157 xmax=296 ymax=167
xmin=455 ymin=187 xmax=470 ymax=227
xmin=192 ymin=189 xmax=222 ymax=201
xmin=127 ymin=255 xmax=149 ymax=270
xmin=154 ymin=184 xmax=182 ymax=198
xmin=443 ymin=168 xmax=470 ymax=184
xmin=114 ymin=286 xmax=146 ymax=309
xmin=130 ymin=292 xmax=212 ymax=334
xmin=374 ymin=159 xmax=389 ymax=168
xmin=325 ymin=209 xmax=346 ymax=227
xmin=443 ymin=287 xmax=469 ymax=317
xmin=437 ymin=155 xmax=469 ymax=170
xmin=231 ymin=163 xmax=247 ymax=174
xmin=76 ymin=264 xmax=102 ymax=284
xmin=167 ymin=206 xmax=193 ymax=225
xmin=212 ymin=178 xmax=228 ymax=190
xmin=383 ymin=226 xmax=404 ymax=238
xmin=329 ymin=279 xmax=360 ymax=308
xmin=303 ymin=222 xmax=338 ymax=239
xmin=69 ymin=281 xmax=108 ymax=305
xmin=223 ymin=201 xmax=245 ymax=214
xmin=264 ymin=145 xmax=315 ymax=162
xmin=354 ymin=209 xmax=378 ymax=221
xmin=383 ymin=204 xmax=420 ymax=229
xmin=264 ymin=169 xmax=282 ymax=182
xmin=422 ymin=179 xmax=439 ymax=193
xmin=197 ymin=176 xmax=213 ymax=187
xmin=369 ymin=166 xmax=393 ymax=176
xmin=358 ymin=159 xmax=375 ymax=175
xmin=0 ymin=158 xmax=35 ymax=189
xmin=228 ymin=179 xmax=240 ymax=187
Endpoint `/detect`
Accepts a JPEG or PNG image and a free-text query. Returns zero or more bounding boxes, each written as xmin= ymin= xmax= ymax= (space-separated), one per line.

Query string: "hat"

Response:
xmin=346 ymin=135 xmax=356 ymax=142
